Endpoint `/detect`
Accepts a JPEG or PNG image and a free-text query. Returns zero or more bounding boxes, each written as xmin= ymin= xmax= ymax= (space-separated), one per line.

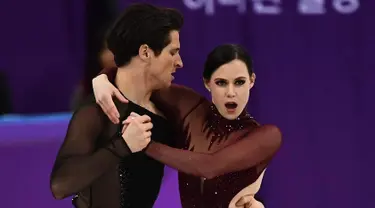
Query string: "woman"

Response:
xmin=93 ymin=44 xmax=282 ymax=207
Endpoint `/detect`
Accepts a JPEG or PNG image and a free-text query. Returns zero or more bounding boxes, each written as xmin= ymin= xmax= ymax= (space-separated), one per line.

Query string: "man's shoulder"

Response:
xmin=73 ymin=94 xmax=132 ymax=125
xmin=73 ymin=94 xmax=103 ymax=116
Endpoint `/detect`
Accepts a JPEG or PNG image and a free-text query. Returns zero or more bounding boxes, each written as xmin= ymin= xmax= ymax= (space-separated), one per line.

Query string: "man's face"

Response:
xmin=148 ymin=30 xmax=183 ymax=88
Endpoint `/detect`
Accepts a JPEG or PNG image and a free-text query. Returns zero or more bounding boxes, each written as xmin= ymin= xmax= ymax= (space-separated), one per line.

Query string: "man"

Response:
xmin=49 ymin=3 xmax=183 ymax=208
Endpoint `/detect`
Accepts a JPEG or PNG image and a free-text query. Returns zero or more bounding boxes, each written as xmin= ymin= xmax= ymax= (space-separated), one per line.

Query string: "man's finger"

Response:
xmin=130 ymin=112 xmax=141 ymax=117
xmin=144 ymin=137 xmax=151 ymax=144
xmin=122 ymin=123 xmax=129 ymax=133
xmin=113 ymin=89 xmax=128 ymax=103
xmin=142 ymin=122 xmax=153 ymax=131
xmin=123 ymin=116 xmax=135 ymax=124
xmin=144 ymin=131 xmax=152 ymax=138
xmin=122 ymin=119 xmax=131 ymax=124
xmin=136 ymin=115 xmax=151 ymax=123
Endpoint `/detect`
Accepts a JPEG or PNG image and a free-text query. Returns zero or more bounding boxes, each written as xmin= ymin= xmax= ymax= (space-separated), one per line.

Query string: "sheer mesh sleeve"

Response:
xmin=50 ymin=98 xmax=131 ymax=199
xmin=151 ymin=84 xmax=206 ymax=122
xmin=145 ymin=124 xmax=282 ymax=179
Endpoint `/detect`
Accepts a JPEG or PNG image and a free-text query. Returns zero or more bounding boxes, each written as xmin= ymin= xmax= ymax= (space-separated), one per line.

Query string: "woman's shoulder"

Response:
xmin=163 ymin=84 xmax=204 ymax=99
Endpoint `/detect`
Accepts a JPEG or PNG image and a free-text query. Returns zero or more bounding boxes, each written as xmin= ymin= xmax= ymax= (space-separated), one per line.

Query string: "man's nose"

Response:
xmin=175 ymin=55 xmax=183 ymax=68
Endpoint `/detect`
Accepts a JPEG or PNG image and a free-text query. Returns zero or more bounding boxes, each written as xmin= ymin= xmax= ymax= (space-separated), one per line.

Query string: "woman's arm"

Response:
xmin=93 ymin=68 xmax=206 ymax=124
xmin=50 ymin=100 xmax=131 ymax=200
xmin=151 ymin=84 xmax=206 ymax=122
xmin=98 ymin=67 xmax=117 ymax=82
xmin=145 ymin=124 xmax=282 ymax=179
xmin=92 ymin=68 xmax=127 ymax=124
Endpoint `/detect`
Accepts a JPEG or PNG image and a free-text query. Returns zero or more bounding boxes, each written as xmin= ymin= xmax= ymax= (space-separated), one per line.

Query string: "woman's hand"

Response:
xmin=92 ymin=74 xmax=128 ymax=124
xmin=235 ymin=195 xmax=264 ymax=208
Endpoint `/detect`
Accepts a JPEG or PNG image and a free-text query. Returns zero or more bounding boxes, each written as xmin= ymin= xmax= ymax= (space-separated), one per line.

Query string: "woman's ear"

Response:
xmin=249 ymin=73 xmax=256 ymax=89
xmin=203 ymin=78 xmax=211 ymax=91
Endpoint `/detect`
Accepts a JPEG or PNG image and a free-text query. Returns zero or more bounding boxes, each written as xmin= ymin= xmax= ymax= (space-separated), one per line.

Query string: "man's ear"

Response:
xmin=139 ymin=44 xmax=150 ymax=61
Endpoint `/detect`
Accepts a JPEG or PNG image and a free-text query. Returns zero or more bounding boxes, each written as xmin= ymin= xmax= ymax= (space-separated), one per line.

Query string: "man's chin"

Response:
xmin=156 ymin=81 xmax=172 ymax=89
xmin=164 ymin=81 xmax=172 ymax=88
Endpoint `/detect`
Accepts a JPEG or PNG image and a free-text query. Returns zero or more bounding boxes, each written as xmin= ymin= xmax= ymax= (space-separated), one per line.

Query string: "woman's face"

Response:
xmin=205 ymin=59 xmax=255 ymax=120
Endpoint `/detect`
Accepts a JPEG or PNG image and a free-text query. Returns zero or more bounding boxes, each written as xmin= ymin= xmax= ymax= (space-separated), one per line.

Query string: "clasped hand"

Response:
xmin=121 ymin=112 xmax=153 ymax=153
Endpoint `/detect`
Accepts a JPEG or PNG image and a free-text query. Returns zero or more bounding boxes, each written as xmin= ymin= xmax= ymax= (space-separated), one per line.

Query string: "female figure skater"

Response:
xmin=93 ymin=44 xmax=282 ymax=207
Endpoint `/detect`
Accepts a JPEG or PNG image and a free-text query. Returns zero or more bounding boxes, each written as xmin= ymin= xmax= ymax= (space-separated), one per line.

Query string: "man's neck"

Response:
xmin=115 ymin=64 xmax=154 ymax=107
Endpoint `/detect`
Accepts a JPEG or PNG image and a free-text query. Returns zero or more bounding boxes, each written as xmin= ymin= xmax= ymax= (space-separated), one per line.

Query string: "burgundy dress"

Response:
xmin=102 ymin=68 xmax=281 ymax=208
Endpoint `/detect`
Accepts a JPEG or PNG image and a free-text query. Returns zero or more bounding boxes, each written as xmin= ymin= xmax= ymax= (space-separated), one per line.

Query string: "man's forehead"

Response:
xmin=169 ymin=30 xmax=180 ymax=48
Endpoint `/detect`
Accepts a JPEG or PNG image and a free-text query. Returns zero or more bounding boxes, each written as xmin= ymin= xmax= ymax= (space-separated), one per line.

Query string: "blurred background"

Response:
xmin=0 ymin=0 xmax=374 ymax=207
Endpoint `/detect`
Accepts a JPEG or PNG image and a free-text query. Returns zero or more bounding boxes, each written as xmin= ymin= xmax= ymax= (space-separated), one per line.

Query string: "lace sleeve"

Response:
xmin=145 ymin=125 xmax=282 ymax=179
xmin=151 ymin=84 xmax=206 ymax=122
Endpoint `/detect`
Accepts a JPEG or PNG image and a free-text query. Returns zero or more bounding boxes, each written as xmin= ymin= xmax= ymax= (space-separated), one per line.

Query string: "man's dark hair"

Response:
xmin=106 ymin=3 xmax=184 ymax=67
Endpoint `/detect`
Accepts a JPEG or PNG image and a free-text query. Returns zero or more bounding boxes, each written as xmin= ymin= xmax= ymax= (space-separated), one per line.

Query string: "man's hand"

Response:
xmin=121 ymin=112 xmax=153 ymax=153
xmin=92 ymin=74 xmax=128 ymax=124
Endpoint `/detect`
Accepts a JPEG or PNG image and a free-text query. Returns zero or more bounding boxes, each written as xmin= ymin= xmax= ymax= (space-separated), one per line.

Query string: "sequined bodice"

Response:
xmin=202 ymin=105 xmax=253 ymax=149
xmin=178 ymin=103 xmax=259 ymax=208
